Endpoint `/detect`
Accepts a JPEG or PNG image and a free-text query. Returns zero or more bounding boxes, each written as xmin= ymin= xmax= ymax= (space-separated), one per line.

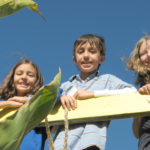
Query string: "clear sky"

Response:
xmin=1 ymin=0 xmax=150 ymax=149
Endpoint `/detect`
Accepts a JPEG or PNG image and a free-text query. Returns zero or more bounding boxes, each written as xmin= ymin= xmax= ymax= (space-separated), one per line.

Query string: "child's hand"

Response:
xmin=7 ymin=96 xmax=28 ymax=105
xmin=4 ymin=100 xmax=24 ymax=108
xmin=74 ymin=89 xmax=94 ymax=100
xmin=139 ymin=84 xmax=150 ymax=94
xmin=60 ymin=95 xmax=77 ymax=111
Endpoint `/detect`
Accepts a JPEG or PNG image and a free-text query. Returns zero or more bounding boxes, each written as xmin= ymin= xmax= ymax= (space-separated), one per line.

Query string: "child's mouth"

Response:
xmin=82 ymin=63 xmax=91 ymax=68
xmin=19 ymin=83 xmax=28 ymax=88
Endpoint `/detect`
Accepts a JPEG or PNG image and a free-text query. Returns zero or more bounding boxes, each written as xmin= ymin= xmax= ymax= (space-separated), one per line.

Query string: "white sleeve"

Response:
xmin=94 ymin=87 xmax=137 ymax=97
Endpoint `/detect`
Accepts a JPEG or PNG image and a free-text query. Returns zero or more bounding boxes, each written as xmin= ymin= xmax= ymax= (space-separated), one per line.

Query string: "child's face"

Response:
xmin=139 ymin=39 xmax=150 ymax=66
xmin=73 ymin=42 xmax=105 ymax=79
xmin=13 ymin=63 xmax=37 ymax=96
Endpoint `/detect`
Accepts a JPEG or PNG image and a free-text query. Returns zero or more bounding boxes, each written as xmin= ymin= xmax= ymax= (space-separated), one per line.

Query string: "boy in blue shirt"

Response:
xmin=45 ymin=34 xmax=135 ymax=150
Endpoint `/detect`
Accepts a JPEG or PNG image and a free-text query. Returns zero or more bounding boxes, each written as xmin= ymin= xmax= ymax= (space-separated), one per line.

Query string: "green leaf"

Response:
xmin=0 ymin=70 xmax=61 ymax=150
xmin=0 ymin=0 xmax=45 ymax=20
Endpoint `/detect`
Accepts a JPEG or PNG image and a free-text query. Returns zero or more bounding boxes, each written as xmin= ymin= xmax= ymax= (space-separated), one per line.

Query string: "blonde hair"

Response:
xmin=125 ymin=36 xmax=150 ymax=86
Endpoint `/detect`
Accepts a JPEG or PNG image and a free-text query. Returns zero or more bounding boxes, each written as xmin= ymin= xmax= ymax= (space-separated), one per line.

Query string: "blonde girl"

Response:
xmin=126 ymin=36 xmax=150 ymax=150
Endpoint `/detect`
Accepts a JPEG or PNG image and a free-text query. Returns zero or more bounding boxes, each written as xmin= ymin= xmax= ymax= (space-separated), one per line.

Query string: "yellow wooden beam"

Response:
xmin=40 ymin=93 xmax=150 ymax=125
xmin=1 ymin=93 xmax=150 ymax=126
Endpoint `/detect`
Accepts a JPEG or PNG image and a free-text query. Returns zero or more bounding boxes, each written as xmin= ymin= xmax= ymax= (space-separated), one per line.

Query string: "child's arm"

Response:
xmin=60 ymin=89 xmax=92 ymax=110
xmin=0 ymin=100 xmax=23 ymax=109
xmin=132 ymin=117 xmax=142 ymax=139
xmin=74 ymin=87 xmax=137 ymax=99
xmin=74 ymin=89 xmax=94 ymax=100
xmin=7 ymin=96 xmax=28 ymax=104
xmin=60 ymin=87 xmax=95 ymax=110
xmin=60 ymin=87 xmax=137 ymax=110
xmin=132 ymin=84 xmax=150 ymax=138
xmin=0 ymin=96 xmax=29 ymax=109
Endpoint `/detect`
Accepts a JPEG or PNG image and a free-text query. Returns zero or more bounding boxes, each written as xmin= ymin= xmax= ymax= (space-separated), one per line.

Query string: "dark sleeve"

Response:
xmin=34 ymin=127 xmax=49 ymax=150
xmin=56 ymin=88 xmax=63 ymax=103
xmin=139 ymin=117 xmax=150 ymax=134
xmin=138 ymin=117 xmax=150 ymax=150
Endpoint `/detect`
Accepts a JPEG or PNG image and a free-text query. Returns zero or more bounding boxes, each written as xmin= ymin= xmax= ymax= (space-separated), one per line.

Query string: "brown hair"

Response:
xmin=73 ymin=34 xmax=106 ymax=57
xmin=125 ymin=36 xmax=150 ymax=86
xmin=0 ymin=59 xmax=44 ymax=99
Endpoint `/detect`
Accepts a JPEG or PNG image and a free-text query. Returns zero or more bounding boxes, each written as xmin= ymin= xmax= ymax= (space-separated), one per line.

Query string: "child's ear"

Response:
xmin=99 ymin=56 xmax=105 ymax=65
xmin=73 ymin=56 xmax=77 ymax=65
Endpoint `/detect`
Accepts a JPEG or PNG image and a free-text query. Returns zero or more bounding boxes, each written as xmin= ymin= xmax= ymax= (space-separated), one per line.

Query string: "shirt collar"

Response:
xmin=85 ymin=71 xmax=99 ymax=81
xmin=69 ymin=71 xmax=99 ymax=82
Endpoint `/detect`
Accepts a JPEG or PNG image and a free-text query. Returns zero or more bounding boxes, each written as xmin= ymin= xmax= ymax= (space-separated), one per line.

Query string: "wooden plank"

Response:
xmin=1 ymin=93 xmax=150 ymax=126
xmin=40 ymin=93 xmax=150 ymax=125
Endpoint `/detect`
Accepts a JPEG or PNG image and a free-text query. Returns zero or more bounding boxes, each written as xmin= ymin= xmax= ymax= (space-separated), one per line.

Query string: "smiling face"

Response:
xmin=139 ymin=39 xmax=150 ymax=67
xmin=73 ymin=42 xmax=105 ymax=80
xmin=13 ymin=63 xmax=37 ymax=96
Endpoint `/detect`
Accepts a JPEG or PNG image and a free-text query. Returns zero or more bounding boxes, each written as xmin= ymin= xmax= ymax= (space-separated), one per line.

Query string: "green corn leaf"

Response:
xmin=0 ymin=70 xmax=61 ymax=150
xmin=0 ymin=0 xmax=45 ymax=20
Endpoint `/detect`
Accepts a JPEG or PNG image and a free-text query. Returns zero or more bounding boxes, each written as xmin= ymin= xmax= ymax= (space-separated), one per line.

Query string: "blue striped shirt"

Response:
xmin=53 ymin=72 xmax=133 ymax=150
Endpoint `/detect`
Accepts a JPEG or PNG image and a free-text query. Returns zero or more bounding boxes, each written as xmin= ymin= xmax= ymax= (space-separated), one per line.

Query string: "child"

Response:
xmin=0 ymin=59 xmax=45 ymax=150
xmin=125 ymin=36 xmax=150 ymax=150
xmin=52 ymin=34 xmax=135 ymax=150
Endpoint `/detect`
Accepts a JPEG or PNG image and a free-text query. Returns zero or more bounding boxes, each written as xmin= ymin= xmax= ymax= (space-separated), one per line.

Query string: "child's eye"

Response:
xmin=15 ymin=71 xmax=22 ymax=75
xmin=77 ymin=49 xmax=84 ymax=54
xmin=140 ymin=50 xmax=147 ymax=57
xmin=28 ymin=73 xmax=35 ymax=77
xmin=90 ymin=49 xmax=97 ymax=53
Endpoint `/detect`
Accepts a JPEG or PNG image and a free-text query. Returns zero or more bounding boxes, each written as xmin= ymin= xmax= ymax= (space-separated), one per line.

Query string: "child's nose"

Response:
xmin=83 ymin=51 xmax=89 ymax=58
xmin=21 ymin=73 xmax=27 ymax=79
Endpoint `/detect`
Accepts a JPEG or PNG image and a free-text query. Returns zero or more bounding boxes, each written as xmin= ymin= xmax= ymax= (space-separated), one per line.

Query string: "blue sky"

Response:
xmin=1 ymin=0 xmax=150 ymax=149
